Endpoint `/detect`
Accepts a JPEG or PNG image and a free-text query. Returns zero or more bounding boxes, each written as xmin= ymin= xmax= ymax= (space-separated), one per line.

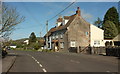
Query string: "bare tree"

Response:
xmin=0 ymin=3 xmax=25 ymax=38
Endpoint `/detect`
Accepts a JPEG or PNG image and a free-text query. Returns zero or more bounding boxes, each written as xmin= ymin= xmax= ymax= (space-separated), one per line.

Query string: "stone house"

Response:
xmin=44 ymin=7 xmax=90 ymax=52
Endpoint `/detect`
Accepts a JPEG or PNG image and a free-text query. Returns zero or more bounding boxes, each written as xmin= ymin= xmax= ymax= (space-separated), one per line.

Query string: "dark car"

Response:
xmin=2 ymin=50 xmax=7 ymax=58
xmin=2 ymin=46 xmax=8 ymax=58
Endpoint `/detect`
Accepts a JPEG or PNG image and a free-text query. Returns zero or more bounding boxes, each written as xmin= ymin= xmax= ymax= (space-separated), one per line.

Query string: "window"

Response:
xmin=60 ymin=42 xmax=64 ymax=48
xmin=52 ymin=36 xmax=55 ymax=39
xmin=94 ymin=40 xmax=100 ymax=45
xmin=70 ymin=41 xmax=76 ymax=47
xmin=60 ymin=33 xmax=63 ymax=39
xmin=86 ymin=32 xmax=89 ymax=36
xmin=56 ymin=34 xmax=58 ymax=39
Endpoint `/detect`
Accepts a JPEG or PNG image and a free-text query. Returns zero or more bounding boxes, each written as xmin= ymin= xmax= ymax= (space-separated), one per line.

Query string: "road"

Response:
xmin=6 ymin=50 xmax=118 ymax=72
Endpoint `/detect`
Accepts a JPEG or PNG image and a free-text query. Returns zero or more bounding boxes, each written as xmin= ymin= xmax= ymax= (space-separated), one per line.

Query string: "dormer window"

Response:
xmin=60 ymin=33 xmax=63 ymax=39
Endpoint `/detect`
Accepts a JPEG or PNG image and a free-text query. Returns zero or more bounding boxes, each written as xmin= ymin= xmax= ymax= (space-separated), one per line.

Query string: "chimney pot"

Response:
xmin=76 ymin=7 xmax=81 ymax=16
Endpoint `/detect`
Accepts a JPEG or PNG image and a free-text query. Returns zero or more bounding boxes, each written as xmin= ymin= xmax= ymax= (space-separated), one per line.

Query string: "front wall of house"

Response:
xmin=68 ymin=16 xmax=90 ymax=49
xmin=51 ymin=29 xmax=67 ymax=52
xmin=90 ymin=24 xmax=105 ymax=47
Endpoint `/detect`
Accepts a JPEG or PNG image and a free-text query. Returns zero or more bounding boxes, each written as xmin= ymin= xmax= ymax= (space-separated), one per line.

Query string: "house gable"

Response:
xmin=68 ymin=14 xmax=90 ymax=47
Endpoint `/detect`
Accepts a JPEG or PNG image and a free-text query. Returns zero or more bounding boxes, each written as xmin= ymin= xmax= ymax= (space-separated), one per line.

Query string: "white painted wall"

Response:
xmin=10 ymin=46 xmax=17 ymax=48
xmin=104 ymin=39 xmax=114 ymax=46
xmin=64 ymin=19 xmax=69 ymax=25
xmin=24 ymin=40 xmax=29 ymax=45
xmin=48 ymin=36 xmax=52 ymax=49
xmin=90 ymin=24 xmax=105 ymax=47
xmin=57 ymin=22 xmax=62 ymax=27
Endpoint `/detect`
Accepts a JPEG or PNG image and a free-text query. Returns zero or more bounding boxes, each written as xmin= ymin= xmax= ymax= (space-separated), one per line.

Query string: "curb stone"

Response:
xmin=2 ymin=55 xmax=16 ymax=73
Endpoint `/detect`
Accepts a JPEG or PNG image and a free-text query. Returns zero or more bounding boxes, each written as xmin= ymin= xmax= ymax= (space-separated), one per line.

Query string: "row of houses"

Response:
xmin=44 ymin=7 xmax=120 ymax=52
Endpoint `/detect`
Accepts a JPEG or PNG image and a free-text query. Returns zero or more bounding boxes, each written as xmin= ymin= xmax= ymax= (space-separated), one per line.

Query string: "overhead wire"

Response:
xmin=20 ymin=1 xmax=77 ymax=37
xmin=48 ymin=0 xmax=77 ymax=22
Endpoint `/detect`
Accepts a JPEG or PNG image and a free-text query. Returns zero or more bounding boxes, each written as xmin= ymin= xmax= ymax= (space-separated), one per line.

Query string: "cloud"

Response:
xmin=81 ymin=9 xmax=93 ymax=20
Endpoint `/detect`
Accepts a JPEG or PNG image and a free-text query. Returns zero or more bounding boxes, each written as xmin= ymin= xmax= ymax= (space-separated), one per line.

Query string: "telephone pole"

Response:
xmin=46 ymin=20 xmax=48 ymax=49
xmin=40 ymin=32 xmax=42 ymax=38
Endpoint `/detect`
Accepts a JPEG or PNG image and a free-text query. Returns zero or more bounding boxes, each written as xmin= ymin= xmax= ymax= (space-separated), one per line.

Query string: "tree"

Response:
xmin=0 ymin=3 xmax=25 ymax=38
xmin=29 ymin=32 xmax=37 ymax=44
xmin=103 ymin=7 xmax=120 ymax=33
xmin=94 ymin=17 xmax=103 ymax=28
xmin=103 ymin=20 xmax=118 ymax=39
xmin=33 ymin=43 xmax=41 ymax=50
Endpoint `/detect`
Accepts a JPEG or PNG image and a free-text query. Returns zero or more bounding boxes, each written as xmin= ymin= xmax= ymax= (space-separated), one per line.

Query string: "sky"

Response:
xmin=3 ymin=2 xmax=118 ymax=40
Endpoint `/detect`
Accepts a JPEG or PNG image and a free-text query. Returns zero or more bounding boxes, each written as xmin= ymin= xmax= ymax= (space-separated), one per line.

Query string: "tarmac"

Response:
xmin=2 ymin=53 xmax=16 ymax=73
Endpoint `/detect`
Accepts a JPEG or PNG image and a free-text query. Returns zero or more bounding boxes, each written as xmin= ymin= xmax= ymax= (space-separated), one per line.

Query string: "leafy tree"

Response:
xmin=94 ymin=17 xmax=103 ymax=28
xmin=29 ymin=32 xmax=37 ymax=44
xmin=103 ymin=7 xmax=120 ymax=32
xmin=103 ymin=20 xmax=118 ymax=39
xmin=33 ymin=43 xmax=41 ymax=50
xmin=0 ymin=3 xmax=25 ymax=38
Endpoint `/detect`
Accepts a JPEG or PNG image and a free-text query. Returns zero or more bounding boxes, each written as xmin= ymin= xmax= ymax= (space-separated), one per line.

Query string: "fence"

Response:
xmin=69 ymin=46 xmax=120 ymax=57
xmin=106 ymin=47 xmax=120 ymax=57
xmin=91 ymin=47 xmax=106 ymax=55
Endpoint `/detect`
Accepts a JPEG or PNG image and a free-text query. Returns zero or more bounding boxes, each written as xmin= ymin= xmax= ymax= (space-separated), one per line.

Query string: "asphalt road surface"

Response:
xmin=6 ymin=50 xmax=118 ymax=72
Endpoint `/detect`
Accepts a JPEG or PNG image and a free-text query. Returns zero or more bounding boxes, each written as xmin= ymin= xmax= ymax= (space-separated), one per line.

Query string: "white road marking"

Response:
xmin=106 ymin=71 xmax=110 ymax=72
xmin=39 ymin=64 xmax=43 ymax=67
xmin=42 ymin=68 xmax=47 ymax=72
xmin=70 ymin=60 xmax=80 ymax=64
xmin=35 ymin=59 xmax=38 ymax=62
xmin=27 ymin=54 xmax=47 ymax=72
xmin=37 ymin=61 xmax=39 ymax=64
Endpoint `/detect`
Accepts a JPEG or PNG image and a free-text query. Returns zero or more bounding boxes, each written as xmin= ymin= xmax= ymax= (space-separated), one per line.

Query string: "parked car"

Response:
xmin=2 ymin=50 xmax=7 ymax=58
xmin=2 ymin=46 xmax=8 ymax=58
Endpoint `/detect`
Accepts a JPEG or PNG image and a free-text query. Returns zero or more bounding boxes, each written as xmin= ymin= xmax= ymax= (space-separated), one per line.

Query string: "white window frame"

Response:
xmin=60 ymin=42 xmax=64 ymax=48
xmin=52 ymin=35 xmax=55 ymax=39
xmin=94 ymin=40 xmax=100 ymax=45
xmin=56 ymin=34 xmax=58 ymax=39
xmin=60 ymin=33 xmax=63 ymax=39
xmin=70 ymin=41 xmax=76 ymax=47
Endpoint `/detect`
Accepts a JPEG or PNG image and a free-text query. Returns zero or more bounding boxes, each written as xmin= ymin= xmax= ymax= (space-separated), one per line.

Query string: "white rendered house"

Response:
xmin=90 ymin=24 xmax=105 ymax=47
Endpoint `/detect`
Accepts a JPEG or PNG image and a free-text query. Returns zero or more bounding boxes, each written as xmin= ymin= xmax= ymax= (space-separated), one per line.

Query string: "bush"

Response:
xmin=32 ymin=43 xmax=41 ymax=50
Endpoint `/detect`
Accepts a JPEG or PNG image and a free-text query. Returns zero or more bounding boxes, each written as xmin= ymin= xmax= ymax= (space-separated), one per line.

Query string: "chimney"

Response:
xmin=76 ymin=7 xmax=81 ymax=16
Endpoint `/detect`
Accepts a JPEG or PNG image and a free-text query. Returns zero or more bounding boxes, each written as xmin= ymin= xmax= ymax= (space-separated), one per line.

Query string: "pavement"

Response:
xmin=5 ymin=50 xmax=118 ymax=73
xmin=2 ymin=53 xmax=16 ymax=73
xmin=0 ymin=57 xmax=2 ymax=74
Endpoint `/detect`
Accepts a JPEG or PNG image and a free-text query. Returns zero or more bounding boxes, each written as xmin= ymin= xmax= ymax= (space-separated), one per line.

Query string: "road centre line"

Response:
xmin=70 ymin=60 xmax=80 ymax=64
xmin=106 ymin=71 xmax=110 ymax=72
xmin=27 ymin=54 xmax=47 ymax=72
xmin=42 ymin=68 xmax=47 ymax=72
xmin=37 ymin=61 xmax=40 ymax=64
xmin=39 ymin=64 xmax=43 ymax=67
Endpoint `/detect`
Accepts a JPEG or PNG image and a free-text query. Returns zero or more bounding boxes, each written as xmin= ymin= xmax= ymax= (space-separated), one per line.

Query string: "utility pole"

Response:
xmin=40 ymin=32 xmax=41 ymax=38
xmin=46 ymin=20 xmax=48 ymax=50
